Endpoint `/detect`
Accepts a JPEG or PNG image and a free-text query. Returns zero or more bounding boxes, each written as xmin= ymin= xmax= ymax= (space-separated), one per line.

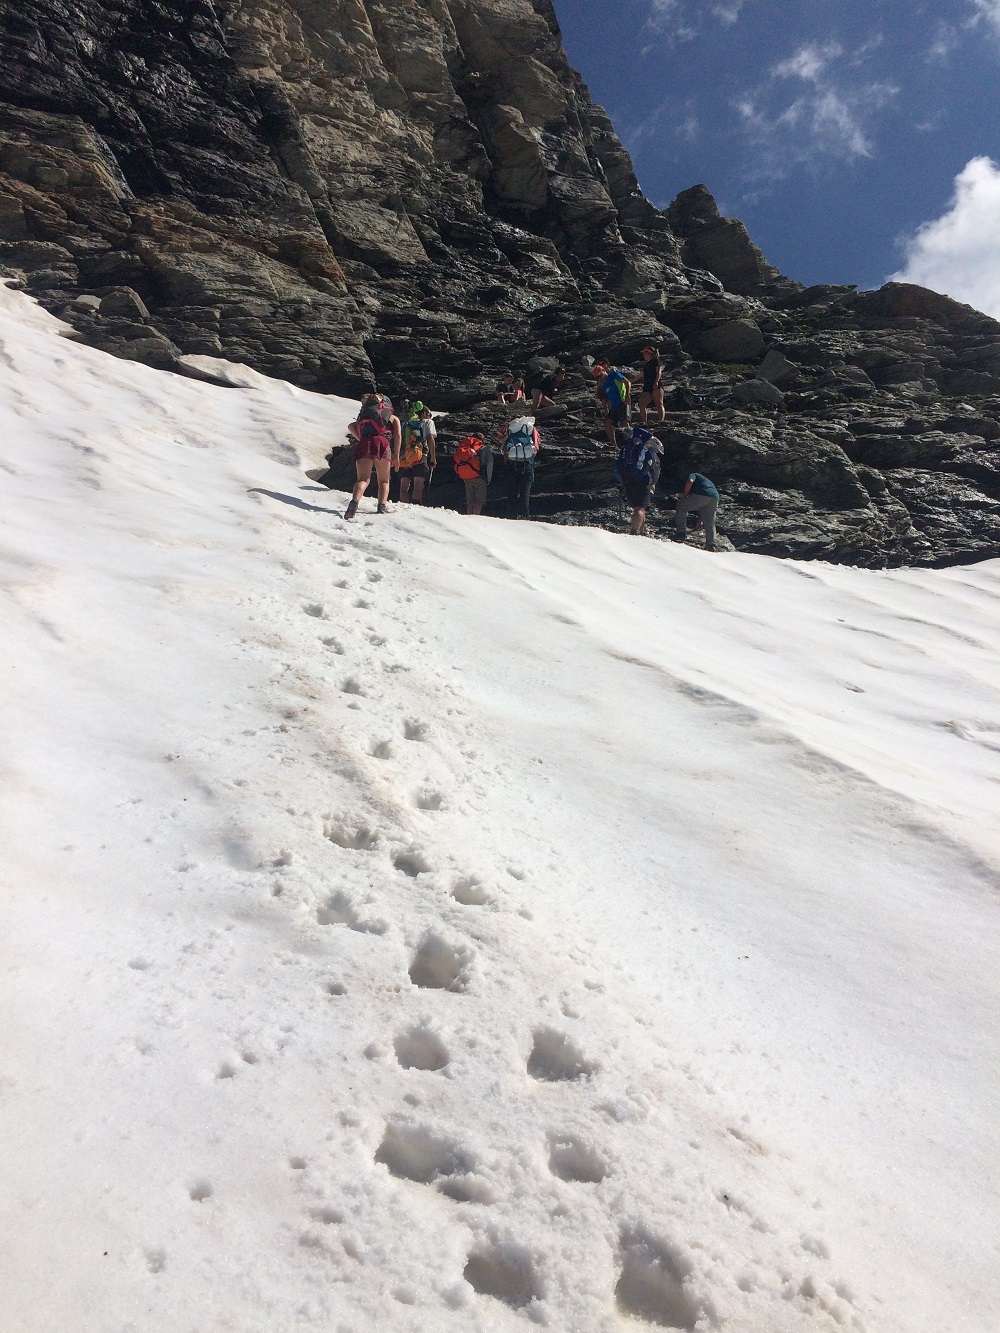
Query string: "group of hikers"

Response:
xmin=342 ymin=346 xmax=718 ymax=549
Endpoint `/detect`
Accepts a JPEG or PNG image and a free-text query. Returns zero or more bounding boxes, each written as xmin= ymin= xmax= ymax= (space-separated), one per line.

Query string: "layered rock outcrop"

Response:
xmin=2 ymin=0 xmax=1000 ymax=565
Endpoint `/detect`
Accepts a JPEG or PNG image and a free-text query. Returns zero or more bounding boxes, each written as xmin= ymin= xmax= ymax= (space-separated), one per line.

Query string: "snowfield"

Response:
xmin=1 ymin=282 xmax=998 ymax=1333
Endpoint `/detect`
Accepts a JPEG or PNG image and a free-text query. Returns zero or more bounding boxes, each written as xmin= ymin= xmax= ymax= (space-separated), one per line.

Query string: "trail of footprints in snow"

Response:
xmin=280 ymin=545 xmax=846 ymax=1328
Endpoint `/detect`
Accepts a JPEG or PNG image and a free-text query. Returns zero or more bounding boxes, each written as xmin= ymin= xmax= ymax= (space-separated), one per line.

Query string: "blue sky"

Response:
xmin=555 ymin=0 xmax=1000 ymax=310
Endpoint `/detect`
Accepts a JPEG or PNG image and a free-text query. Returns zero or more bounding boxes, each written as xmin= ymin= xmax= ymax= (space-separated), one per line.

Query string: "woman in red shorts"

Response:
xmin=345 ymin=392 xmax=401 ymax=519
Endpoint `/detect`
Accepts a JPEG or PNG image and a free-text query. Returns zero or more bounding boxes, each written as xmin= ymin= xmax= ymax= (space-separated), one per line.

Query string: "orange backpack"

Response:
xmin=454 ymin=435 xmax=484 ymax=481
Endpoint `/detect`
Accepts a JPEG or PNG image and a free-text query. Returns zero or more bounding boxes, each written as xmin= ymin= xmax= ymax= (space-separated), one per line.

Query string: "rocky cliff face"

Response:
xmin=2 ymin=0 xmax=1000 ymax=565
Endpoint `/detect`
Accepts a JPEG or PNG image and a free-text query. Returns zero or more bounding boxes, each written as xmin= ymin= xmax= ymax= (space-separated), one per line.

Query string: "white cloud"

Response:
xmin=646 ymin=0 xmax=747 ymax=43
xmin=889 ymin=156 xmax=1000 ymax=319
xmin=735 ymin=41 xmax=897 ymax=178
xmin=773 ymin=41 xmax=842 ymax=82
xmin=969 ymin=0 xmax=1000 ymax=34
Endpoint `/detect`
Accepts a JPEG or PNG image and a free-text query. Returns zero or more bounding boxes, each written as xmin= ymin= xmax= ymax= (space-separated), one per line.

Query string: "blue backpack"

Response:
xmin=616 ymin=427 xmax=655 ymax=484
xmin=505 ymin=417 xmax=538 ymax=464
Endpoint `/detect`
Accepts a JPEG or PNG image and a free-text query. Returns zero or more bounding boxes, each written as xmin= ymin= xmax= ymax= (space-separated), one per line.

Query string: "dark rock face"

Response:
xmin=2 ymin=0 xmax=1000 ymax=566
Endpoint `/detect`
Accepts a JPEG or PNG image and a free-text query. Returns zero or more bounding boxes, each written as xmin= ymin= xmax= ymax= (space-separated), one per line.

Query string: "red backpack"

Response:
xmin=357 ymin=399 xmax=393 ymax=448
xmin=454 ymin=436 xmax=484 ymax=480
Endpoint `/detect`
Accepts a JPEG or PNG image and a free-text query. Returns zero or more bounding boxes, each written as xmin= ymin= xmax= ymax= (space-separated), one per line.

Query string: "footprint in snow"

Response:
xmin=403 ymin=719 xmax=429 ymax=742
xmin=369 ymin=738 xmax=394 ymax=760
xmin=547 ymin=1134 xmax=608 ymax=1184
xmin=413 ymin=789 xmax=444 ymax=812
xmin=464 ymin=1247 xmax=540 ymax=1309
xmin=527 ymin=1028 xmax=597 ymax=1082
xmin=376 ymin=1122 xmax=492 ymax=1203
xmin=394 ymin=1023 xmax=449 ymax=1071
xmin=451 ymin=875 xmax=491 ymax=906
xmin=324 ymin=821 xmax=378 ymax=851
xmin=302 ymin=603 xmax=327 ymax=619
xmin=614 ymin=1229 xmax=701 ymax=1330
xmin=408 ymin=934 xmax=471 ymax=990
xmin=393 ymin=848 xmax=433 ymax=878
xmin=316 ymin=891 xmax=387 ymax=935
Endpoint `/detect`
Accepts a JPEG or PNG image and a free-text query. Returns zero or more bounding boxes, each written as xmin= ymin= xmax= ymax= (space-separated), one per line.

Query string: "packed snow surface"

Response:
xmin=1 ymin=283 xmax=998 ymax=1333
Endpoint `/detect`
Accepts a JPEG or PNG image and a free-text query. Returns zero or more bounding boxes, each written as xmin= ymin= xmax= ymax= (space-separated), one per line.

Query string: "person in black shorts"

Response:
xmin=638 ymin=346 xmax=665 ymax=423
xmin=617 ymin=426 xmax=663 ymax=535
xmin=532 ymin=366 xmax=564 ymax=410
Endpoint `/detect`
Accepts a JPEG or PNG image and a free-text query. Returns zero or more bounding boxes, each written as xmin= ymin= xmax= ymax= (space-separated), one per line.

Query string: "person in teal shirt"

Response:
xmin=673 ymin=472 xmax=719 ymax=550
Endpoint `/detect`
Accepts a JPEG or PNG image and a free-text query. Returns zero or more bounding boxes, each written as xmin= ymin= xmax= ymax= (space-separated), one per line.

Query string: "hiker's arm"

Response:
xmin=392 ymin=417 xmax=402 ymax=468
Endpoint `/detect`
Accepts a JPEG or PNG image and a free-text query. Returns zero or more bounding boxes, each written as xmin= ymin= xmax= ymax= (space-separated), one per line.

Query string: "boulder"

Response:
xmin=732 ymin=378 xmax=785 ymax=406
xmin=690 ymin=319 xmax=765 ymax=363
xmin=757 ymin=349 xmax=798 ymax=384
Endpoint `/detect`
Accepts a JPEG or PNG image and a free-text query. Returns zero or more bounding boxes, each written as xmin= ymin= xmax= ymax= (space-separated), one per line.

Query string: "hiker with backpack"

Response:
xmin=638 ymin=347 xmax=666 ymax=424
xmin=502 ymin=415 xmax=541 ymax=519
xmin=615 ymin=425 xmax=663 ymax=535
xmin=673 ymin=471 xmax=720 ymax=551
xmin=397 ymin=400 xmax=437 ymax=504
xmin=345 ymin=391 xmax=401 ymax=520
xmin=594 ymin=364 xmax=632 ymax=445
xmin=453 ymin=434 xmax=494 ymax=515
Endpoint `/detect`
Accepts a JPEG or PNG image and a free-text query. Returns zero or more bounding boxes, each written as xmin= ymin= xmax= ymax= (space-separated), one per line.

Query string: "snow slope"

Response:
xmin=1 ymin=283 xmax=998 ymax=1333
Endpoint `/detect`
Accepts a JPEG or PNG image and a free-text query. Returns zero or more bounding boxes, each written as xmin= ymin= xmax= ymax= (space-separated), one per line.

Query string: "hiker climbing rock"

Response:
xmin=638 ymin=347 xmax=665 ymax=424
xmin=594 ymin=364 xmax=631 ymax=445
xmin=454 ymin=434 xmax=494 ymax=515
xmin=532 ymin=366 xmax=564 ymax=411
xmin=398 ymin=400 xmax=436 ymax=504
xmin=615 ymin=425 xmax=663 ymax=536
xmin=673 ymin=471 xmax=720 ymax=551
xmin=345 ymin=391 xmax=400 ymax=519
xmin=503 ymin=415 xmax=540 ymax=519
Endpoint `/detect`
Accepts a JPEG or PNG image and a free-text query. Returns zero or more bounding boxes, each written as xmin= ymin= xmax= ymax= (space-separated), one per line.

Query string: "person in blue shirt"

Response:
xmin=673 ymin=472 xmax=720 ymax=551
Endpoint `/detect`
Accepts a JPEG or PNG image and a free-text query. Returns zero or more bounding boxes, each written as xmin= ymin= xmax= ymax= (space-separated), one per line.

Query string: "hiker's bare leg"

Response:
xmin=411 ymin=477 xmax=426 ymax=504
xmin=630 ymin=506 xmax=646 ymax=535
xmin=603 ymin=413 xmax=617 ymax=446
xmin=638 ymin=392 xmax=651 ymax=423
xmin=353 ymin=460 xmax=373 ymax=503
xmin=653 ymin=386 xmax=666 ymax=422
xmin=399 ymin=476 xmax=412 ymax=504
xmin=375 ymin=458 xmax=391 ymax=506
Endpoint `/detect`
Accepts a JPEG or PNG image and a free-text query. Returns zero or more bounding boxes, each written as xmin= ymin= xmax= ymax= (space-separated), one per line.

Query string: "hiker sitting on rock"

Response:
xmin=496 ymin=372 xmax=515 ymax=403
xmin=615 ymin=425 xmax=663 ymax=536
xmin=594 ymin=364 xmax=631 ymax=445
xmin=532 ymin=366 xmax=564 ymax=411
xmin=673 ymin=470 xmax=720 ymax=551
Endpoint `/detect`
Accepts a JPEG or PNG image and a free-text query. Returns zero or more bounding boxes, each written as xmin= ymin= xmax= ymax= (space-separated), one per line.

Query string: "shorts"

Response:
xmin=607 ymin=402 xmax=630 ymax=425
xmin=354 ymin=437 xmax=391 ymax=462
xmin=464 ymin=477 xmax=488 ymax=506
xmin=623 ymin=475 xmax=653 ymax=507
xmin=398 ymin=460 xmax=431 ymax=479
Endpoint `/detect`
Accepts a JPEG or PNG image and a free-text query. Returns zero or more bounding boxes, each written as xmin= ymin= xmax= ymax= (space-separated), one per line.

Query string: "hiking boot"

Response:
xmin=344 ymin=499 xmax=358 ymax=520
xmin=377 ymin=502 xmax=389 ymax=514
